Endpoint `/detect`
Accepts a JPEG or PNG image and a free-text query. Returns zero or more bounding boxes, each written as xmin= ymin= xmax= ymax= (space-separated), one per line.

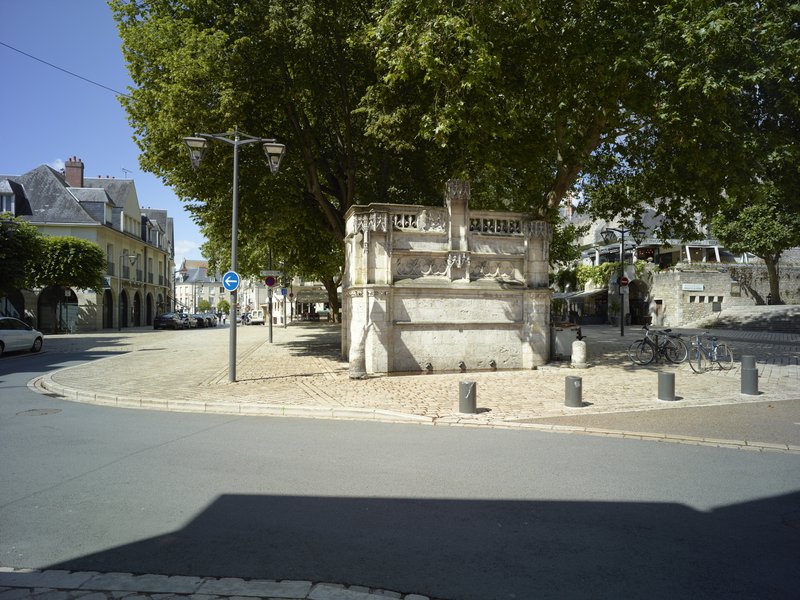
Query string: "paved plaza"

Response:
xmin=35 ymin=320 xmax=800 ymax=451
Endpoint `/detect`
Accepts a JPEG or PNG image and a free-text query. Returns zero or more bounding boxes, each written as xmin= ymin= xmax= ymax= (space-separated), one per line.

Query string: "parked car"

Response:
xmin=192 ymin=313 xmax=208 ymax=328
xmin=248 ymin=309 xmax=266 ymax=325
xmin=0 ymin=317 xmax=44 ymax=357
xmin=153 ymin=312 xmax=182 ymax=330
xmin=177 ymin=313 xmax=197 ymax=329
xmin=205 ymin=313 xmax=218 ymax=327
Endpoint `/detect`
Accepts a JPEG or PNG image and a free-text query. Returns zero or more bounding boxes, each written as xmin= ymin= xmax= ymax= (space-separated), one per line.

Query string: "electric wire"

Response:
xmin=0 ymin=40 xmax=131 ymax=98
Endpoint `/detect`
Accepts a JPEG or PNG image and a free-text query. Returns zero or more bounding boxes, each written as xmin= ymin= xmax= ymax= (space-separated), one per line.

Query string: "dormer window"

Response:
xmin=0 ymin=180 xmax=14 ymax=214
xmin=0 ymin=193 xmax=13 ymax=214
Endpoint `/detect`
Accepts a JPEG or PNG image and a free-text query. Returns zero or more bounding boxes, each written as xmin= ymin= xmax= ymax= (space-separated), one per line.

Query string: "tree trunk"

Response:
xmin=764 ymin=255 xmax=783 ymax=304
xmin=322 ymin=276 xmax=341 ymax=322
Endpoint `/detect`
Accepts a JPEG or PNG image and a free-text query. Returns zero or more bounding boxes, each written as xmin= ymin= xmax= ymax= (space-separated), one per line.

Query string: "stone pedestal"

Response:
xmin=571 ymin=339 xmax=588 ymax=369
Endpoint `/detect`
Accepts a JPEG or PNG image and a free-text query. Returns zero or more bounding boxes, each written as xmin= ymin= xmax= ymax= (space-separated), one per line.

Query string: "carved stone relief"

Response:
xmin=394 ymin=256 xmax=449 ymax=279
xmin=470 ymin=260 xmax=521 ymax=281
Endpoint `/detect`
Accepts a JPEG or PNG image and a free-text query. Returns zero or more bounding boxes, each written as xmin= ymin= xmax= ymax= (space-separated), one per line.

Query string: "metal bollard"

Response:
xmin=741 ymin=355 xmax=758 ymax=395
xmin=459 ymin=380 xmax=477 ymax=413
xmin=565 ymin=376 xmax=583 ymax=408
xmin=658 ymin=372 xmax=675 ymax=401
xmin=741 ymin=355 xmax=756 ymax=370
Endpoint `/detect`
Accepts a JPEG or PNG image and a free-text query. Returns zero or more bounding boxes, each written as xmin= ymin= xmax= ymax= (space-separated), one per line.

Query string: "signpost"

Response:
xmin=222 ymin=270 xmax=240 ymax=292
xmin=619 ymin=276 xmax=629 ymax=286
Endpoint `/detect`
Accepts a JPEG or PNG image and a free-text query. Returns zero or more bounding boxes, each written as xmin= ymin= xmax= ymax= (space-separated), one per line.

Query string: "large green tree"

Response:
xmin=364 ymin=0 xmax=799 ymax=231
xmin=0 ymin=214 xmax=45 ymax=295
xmin=585 ymin=1 xmax=799 ymax=233
xmin=112 ymin=0 xmax=444 ymax=311
xmin=712 ymin=185 xmax=800 ymax=304
xmin=30 ymin=237 xmax=107 ymax=291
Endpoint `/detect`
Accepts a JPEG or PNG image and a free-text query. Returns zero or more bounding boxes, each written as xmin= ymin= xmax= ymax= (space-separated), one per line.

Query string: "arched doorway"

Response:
xmin=156 ymin=293 xmax=165 ymax=316
xmin=120 ymin=290 xmax=129 ymax=328
xmin=146 ymin=293 xmax=154 ymax=325
xmin=38 ymin=286 xmax=78 ymax=333
xmin=103 ymin=289 xmax=114 ymax=329
xmin=133 ymin=292 xmax=142 ymax=326
xmin=628 ymin=280 xmax=651 ymax=325
xmin=0 ymin=290 xmax=25 ymax=318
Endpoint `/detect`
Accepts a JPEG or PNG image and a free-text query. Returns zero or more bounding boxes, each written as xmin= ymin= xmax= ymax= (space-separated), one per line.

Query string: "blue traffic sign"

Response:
xmin=222 ymin=270 xmax=241 ymax=292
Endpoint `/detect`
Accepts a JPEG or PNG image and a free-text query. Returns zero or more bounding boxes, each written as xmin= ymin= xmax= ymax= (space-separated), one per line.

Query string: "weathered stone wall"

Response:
xmin=646 ymin=263 xmax=800 ymax=326
xmin=343 ymin=181 xmax=552 ymax=375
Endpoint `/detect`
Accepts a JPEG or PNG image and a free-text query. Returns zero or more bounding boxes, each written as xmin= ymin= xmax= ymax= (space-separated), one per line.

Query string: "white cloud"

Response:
xmin=175 ymin=239 xmax=204 ymax=259
xmin=49 ymin=158 xmax=65 ymax=171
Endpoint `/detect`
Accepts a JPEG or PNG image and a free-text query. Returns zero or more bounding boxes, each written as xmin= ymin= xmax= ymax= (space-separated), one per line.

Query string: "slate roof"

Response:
xmin=83 ymin=177 xmax=133 ymax=208
xmin=12 ymin=165 xmax=96 ymax=224
xmin=141 ymin=207 xmax=168 ymax=233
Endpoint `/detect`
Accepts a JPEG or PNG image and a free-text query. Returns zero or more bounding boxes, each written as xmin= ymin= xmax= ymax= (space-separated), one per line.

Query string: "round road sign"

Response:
xmin=264 ymin=275 xmax=276 ymax=287
xmin=619 ymin=276 xmax=630 ymax=286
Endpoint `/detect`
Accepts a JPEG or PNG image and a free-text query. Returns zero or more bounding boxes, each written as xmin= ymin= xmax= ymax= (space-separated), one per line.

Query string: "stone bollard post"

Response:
xmin=571 ymin=339 xmax=588 ymax=369
xmin=459 ymin=380 xmax=477 ymax=413
xmin=658 ymin=372 xmax=675 ymax=401
xmin=565 ymin=376 xmax=583 ymax=408
xmin=740 ymin=355 xmax=759 ymax=396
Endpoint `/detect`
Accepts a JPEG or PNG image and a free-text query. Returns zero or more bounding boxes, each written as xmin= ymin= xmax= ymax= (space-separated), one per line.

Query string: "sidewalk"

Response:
xmin=36 ymin=321 xmax=800 ymax=450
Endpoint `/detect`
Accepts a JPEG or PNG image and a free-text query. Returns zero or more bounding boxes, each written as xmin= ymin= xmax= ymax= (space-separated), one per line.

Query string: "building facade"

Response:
xmin=0 ymin=157 xmax=175 ymax=332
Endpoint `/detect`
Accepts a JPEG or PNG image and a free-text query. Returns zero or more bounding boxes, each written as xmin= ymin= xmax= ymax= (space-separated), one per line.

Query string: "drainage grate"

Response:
xmin=16 ymin=408 xmax=62 ymax=416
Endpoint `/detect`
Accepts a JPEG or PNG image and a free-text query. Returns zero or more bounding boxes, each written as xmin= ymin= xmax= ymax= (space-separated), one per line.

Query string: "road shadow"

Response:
xmin=48 ymin=491 xmax=800 ymax=600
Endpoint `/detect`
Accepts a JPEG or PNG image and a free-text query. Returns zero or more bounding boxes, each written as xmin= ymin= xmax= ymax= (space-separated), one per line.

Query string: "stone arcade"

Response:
xmin=343 ymin=180 xmax=552 ymax=376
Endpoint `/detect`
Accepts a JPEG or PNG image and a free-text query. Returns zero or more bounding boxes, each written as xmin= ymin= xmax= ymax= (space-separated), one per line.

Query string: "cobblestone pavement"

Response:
xmin=37 ymin=322 xmax=799 ymax=447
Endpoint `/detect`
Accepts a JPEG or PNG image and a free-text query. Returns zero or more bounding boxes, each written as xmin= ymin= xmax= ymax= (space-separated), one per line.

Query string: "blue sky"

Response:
xmin=0 ymin=1 xmax=205 ymax=262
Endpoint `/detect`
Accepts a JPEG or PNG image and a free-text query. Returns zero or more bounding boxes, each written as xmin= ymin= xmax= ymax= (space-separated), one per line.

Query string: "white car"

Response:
xmin=0 ymin=317 xmax=44 ymax=357
xmin=247 ymin=309 xmax=266 ymax=325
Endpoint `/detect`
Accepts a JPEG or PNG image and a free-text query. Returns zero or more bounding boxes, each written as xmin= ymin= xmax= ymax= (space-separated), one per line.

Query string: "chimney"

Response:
xmin=65 ymin=156 xmax=84 ymax=187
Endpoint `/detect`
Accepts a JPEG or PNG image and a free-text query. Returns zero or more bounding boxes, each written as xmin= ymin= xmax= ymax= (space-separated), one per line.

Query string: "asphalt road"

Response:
xmin=1 ymin=349 xmax=799 ymax=600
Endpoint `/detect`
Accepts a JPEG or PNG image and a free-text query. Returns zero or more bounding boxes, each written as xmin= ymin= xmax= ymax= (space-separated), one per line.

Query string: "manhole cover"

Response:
xmin=16 ymin=408 xmax=62 ymax=417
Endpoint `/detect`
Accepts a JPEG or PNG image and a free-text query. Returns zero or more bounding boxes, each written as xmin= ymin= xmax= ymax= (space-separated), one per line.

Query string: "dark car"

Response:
xmin=179 ymin=313 xmax=197 ymax=328
xmin=153 ymin=312 xmax=182 ymax=330
xmin=192 ymin=314 xmax=208 ymax=328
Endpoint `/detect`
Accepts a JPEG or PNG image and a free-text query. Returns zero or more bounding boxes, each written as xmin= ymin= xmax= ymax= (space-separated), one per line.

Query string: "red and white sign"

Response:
xmin=619 ymin=276 xmax=630 ymax=286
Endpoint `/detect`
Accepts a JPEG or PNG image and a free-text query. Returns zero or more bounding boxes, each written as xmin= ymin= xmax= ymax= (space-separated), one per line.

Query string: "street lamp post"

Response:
xmin=183 ymin=128 xmax=285 ymax=382
xmin=118 ymin=252 xmax=138 ymax=332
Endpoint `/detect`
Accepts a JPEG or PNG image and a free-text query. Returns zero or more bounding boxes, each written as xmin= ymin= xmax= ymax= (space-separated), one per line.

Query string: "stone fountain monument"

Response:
xmin=343 ymin=180 xmax=552 ymax=376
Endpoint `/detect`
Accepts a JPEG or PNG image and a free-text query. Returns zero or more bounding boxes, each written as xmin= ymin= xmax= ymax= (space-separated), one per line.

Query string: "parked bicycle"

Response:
xmin=688 ymin=332 xmax=734 ymax=373
xmin=628 ymin=325 xmax=688 ymax=366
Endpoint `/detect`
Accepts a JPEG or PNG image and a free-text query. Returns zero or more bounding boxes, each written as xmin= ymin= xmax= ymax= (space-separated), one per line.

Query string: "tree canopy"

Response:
xmin=111 ymin=0 xmax=799 ymax=275
xmin=0 ymin=213 xmax=44 ymax=295
xmin=30 ymin=237 xmax=107 ymax=292
xmin=712 ymin=183 xmax=800 ymax=304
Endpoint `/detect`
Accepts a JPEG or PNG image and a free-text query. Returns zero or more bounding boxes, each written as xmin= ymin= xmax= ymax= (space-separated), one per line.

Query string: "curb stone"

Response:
xmin=0 ymin=568 xmax=438 ymax=600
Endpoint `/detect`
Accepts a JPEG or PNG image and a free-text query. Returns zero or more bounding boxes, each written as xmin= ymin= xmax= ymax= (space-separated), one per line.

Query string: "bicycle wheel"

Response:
xmin=715 ymin=344 xmax=734 ymax=370
xmin=664 ymin=337 xmax=688 ymax=363
xmin=629 ymin=340 xmax=655 ymax=365
xmin=688 ymin=347 xmax=711 ymax=373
